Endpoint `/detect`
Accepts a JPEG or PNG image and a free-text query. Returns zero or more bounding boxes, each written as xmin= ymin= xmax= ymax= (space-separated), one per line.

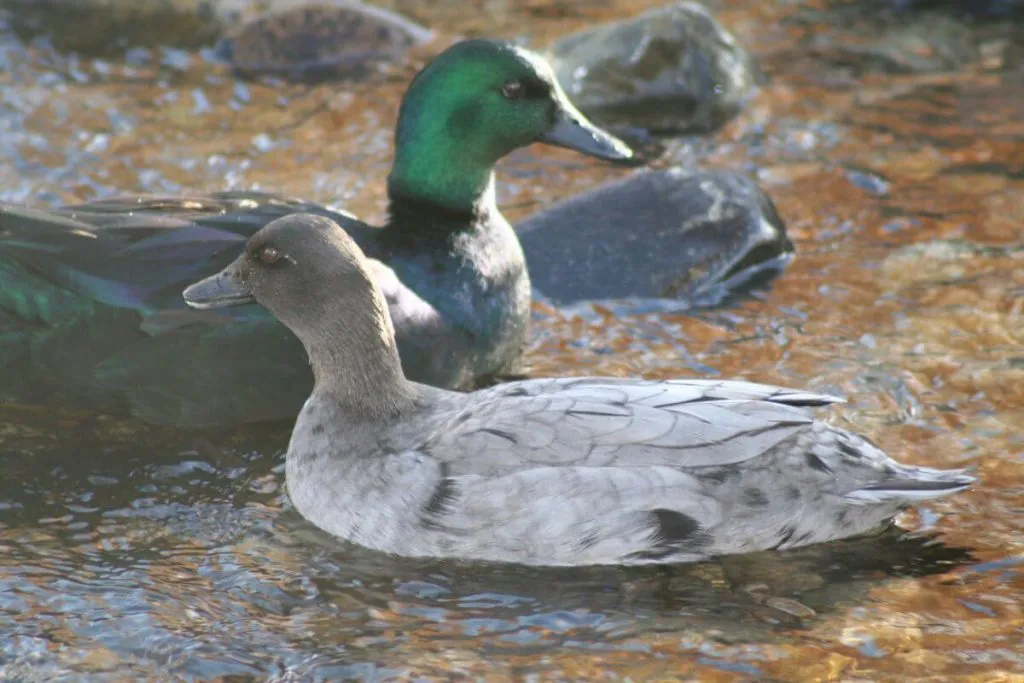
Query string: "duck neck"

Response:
xmin=301 ymin=300 xmax=415 ymax=423
xmin=386 ymin=169 xmax=499 ymax=237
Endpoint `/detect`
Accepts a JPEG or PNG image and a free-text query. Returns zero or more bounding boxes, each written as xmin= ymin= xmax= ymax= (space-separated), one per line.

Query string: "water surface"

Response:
xmin=1 ymin=0 xmax=1022 ymax=679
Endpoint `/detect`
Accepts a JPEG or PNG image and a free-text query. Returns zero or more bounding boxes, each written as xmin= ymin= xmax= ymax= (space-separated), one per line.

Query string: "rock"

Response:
xmin=547 ymin=2 xmax=760 ymax=135
xmin=217 ymin=1 xmax=432 ymax=84
xmin=515 ymin=167 xmax=793 ymax=306
xmin=0 ymin=0 xmax=233 ymax=54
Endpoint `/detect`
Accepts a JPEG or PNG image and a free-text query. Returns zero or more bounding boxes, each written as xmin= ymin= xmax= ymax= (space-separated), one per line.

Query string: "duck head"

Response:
xmin=183 ymin=213 xmax=409 ymax=415
xmin=388 ymin=39 xmax=634 ymax=213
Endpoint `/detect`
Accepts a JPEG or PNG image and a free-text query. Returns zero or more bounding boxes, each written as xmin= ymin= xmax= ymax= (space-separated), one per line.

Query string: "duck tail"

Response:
xmin=843 ymin=466 xmax=975 ymax=505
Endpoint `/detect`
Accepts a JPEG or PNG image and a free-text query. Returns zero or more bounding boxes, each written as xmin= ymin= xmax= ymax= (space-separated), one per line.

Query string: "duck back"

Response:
xmin=0 ymin=191 xmax=528 ymax=427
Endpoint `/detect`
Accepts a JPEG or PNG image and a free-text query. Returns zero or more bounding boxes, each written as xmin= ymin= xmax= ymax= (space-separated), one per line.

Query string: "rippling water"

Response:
xmin=1 ymin=0 xmax=1022 ymax=679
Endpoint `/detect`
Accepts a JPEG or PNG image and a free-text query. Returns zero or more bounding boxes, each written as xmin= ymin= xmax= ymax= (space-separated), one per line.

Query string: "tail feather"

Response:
xmin=844 ymin=468 xmax=975 ymax=504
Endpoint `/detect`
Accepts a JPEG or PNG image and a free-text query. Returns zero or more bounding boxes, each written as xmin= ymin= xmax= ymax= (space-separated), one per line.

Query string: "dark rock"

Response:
xmin=217 ymin=2 xmax=432 ymax=84
xmin=515 ymin=168 xmax=793 ymax=306
xmin=547 ymin=2 xmax=760 ymax=135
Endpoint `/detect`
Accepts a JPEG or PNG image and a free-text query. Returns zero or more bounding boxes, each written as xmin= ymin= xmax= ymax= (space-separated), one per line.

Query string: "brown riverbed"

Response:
xmin=1 ymin=0 xmax=1022 ymax=679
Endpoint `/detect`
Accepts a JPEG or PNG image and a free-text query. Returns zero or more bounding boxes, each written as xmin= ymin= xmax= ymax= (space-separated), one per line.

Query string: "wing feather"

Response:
xmin=429 ymin=378 xmax=837 ymax=474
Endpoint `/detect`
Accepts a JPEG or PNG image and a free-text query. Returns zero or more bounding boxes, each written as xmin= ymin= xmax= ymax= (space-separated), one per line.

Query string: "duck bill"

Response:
xmin=537 ymin=98 xmax=634 ymax=163
xmin=182 ymin=262 xmax=254 ymax=310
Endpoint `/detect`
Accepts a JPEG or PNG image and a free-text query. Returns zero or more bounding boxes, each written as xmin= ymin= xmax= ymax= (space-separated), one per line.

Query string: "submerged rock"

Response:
xmin=516 ymin=168 xmax=792 ymax=306
xmin=548 ymin=2 xmax=759 ymax=134
xmin=217 ymin=2 xmax=432 ymax=83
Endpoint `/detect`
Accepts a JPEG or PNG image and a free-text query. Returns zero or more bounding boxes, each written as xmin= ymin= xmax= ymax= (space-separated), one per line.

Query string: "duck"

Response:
xmin=182 ymin=213 xmax=975 ymax=567
xmin=0 ymin=39 xmax=632 ymax=430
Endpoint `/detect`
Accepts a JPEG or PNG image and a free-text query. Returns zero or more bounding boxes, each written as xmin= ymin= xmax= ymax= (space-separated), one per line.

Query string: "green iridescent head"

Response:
xmin=387 ymin=39 xmax=633 ymax=213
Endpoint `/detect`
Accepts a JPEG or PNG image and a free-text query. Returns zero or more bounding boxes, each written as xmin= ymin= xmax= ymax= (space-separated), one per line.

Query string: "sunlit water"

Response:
xmin=1 ymin=0 xmax=1022 ymax=679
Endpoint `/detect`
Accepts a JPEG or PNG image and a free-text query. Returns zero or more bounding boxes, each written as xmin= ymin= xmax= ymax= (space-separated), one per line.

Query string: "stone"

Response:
xmin=216 ymin=1 xmax=432 ymax=84
xmin=547 ymin=2 xmax=760 ymax=134
xmin=515 ymin=167 xmax=793 ymax=306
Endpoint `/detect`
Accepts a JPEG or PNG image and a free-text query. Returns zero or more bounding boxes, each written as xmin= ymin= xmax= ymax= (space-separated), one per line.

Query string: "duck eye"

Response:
xmin=258 ymin=246 xmax=283 ymax=265
xmin=501 ymin=80 xmax=525 ymax=100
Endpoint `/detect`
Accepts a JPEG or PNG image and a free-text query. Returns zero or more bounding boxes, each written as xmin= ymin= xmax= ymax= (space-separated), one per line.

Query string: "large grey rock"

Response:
xmin=548 ymin=2 xmax=759 ymax=134
xmin=217 ymin=1 xmax=432 ymax=83
xmin=516 ymin=168 xmax=792 ymax=306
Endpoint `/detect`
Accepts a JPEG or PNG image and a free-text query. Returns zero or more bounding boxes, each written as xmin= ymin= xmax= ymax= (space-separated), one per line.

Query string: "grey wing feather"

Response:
xmin=427 ymin=378 xmax=843 ymax=474
xmin=484 ymin=377 xmax=842 ymax=405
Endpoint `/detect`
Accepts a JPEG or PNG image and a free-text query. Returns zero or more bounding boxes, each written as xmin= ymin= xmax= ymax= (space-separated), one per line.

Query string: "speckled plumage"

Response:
xmin=185 ymin=213 xmax=975 ymax=567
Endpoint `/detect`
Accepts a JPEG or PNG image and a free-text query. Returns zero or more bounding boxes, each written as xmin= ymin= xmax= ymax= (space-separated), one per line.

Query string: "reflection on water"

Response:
xmin=1 ymin=0 xmax=1023 ymax=679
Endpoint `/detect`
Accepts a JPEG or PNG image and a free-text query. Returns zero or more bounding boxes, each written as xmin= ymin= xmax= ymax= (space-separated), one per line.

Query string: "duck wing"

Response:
xmin=0 ymin=193 xmax=379 ymax=426
xmin=0 ymin=192 xmax=376 ymax=317
xmin=427 ymin=378 xmax=837 ymax=474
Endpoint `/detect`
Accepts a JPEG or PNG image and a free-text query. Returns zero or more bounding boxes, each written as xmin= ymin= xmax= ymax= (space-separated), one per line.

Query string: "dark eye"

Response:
xmin=258 ymin=246 xmax=283 ymax=265
xmin=501 ymin=80 xmax=525 ymax=100
xmin=501 ymin=77 xmax=548 ymax=101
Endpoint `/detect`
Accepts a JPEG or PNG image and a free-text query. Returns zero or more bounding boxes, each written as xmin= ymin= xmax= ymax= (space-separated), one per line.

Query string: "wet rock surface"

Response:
xmin=548 ymin=1 xmax=759 ymax=134
xmin=217 ymin=2 xmax=432 ymax=83
xmin=517 ymin=168 xmax=791 ymax=305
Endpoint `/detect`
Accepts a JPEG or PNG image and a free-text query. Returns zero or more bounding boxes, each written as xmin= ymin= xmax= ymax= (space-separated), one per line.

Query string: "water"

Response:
xmin=1 ymin=0 xmax=1022 ymax=679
